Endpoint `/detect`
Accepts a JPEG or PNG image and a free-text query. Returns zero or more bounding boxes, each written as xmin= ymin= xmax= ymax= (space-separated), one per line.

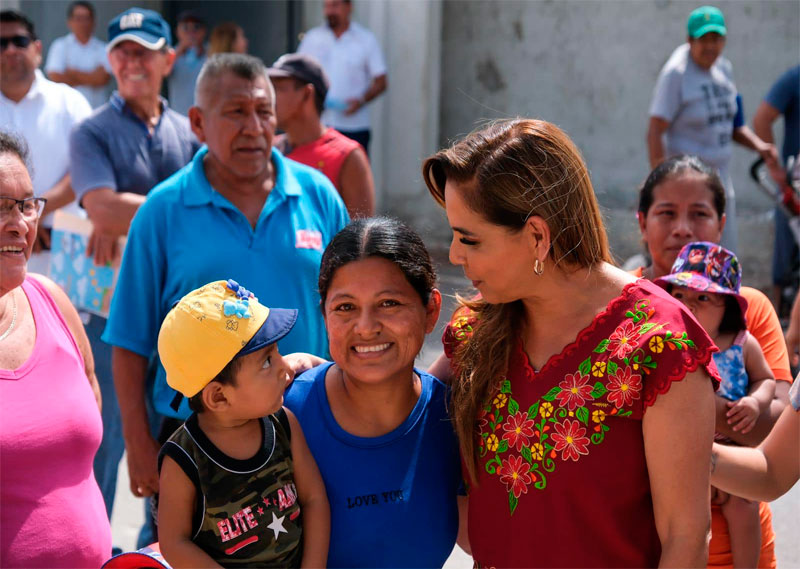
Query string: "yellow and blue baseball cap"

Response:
xmin=107 ymin=7 xmax=172 ymax=52
xmin=688 ymin=6 xmax=727 ymax=38
xmin=158 ymin=279 xmax=297 ymax=398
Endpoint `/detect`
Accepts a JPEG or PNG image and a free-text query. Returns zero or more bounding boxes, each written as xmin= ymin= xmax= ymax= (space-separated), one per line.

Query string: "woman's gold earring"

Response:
xmin=533 ymin=259 xmax=544 ymax=276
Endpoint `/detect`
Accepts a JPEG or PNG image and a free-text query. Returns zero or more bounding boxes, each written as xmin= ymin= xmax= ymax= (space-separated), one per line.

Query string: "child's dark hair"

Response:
xmin=638 ymin=155 xmax=726 ymax=218
xmin=719 ymin=295 xmax=745 ymax=335
xmin=318 ymin=217 xmax=437 ymax=307
xmin=187 ymin=358 xmax=243 ymax=413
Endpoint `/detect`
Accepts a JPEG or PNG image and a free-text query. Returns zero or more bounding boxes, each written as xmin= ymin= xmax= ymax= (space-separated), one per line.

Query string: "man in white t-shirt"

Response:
xmin=298 ymin=0 xmax=387 ymax=156
xmin=1 ymin=9 xmax=92 ymax=272
xmin=45 ymin=1 xmax=111 ymax=109
xmin=647 ymin=5 xmax=778 ymax=253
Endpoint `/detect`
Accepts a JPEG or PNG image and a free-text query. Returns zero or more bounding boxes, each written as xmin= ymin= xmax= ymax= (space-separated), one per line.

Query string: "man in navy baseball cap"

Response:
xmin=69 ymin=4 xmax=198 ymax=550
xmin=107 ymin=7 xmax=171 ymax=52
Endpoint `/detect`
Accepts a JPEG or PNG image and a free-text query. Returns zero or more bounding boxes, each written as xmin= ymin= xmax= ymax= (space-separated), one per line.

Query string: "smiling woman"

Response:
xmin=0 ymin=131 xmax=110 ymax=566
xmin=284 ymin=217 xmax=463 ymax=568
xmin=424 ymin=119 xmax=720 ymax=568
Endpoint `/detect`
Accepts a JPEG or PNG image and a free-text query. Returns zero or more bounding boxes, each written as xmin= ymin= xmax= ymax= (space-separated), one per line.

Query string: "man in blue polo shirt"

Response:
xmin=103 ymin=53 xmax=348 ymax=526
xmin=67 ymin=7 xmax=199 ymax=528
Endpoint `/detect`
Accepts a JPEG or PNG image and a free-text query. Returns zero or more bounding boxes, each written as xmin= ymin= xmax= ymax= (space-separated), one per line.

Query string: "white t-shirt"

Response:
xmin=0 ymin=70 xmax=92 ymax=225
xmin=649 ymin=43 xmax=738 ymax=171
xmin=298 ymin=21 xmax=387 ymax=132
xmin=45 ymin=33 xmax=111 ymax=109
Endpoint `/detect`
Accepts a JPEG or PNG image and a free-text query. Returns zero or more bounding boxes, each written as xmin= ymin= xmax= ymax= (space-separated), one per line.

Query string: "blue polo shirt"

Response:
xmin=70 ymin=91 xmax=200 ymax=201
xmin=103 ymin=146 xmax=349 ymax=419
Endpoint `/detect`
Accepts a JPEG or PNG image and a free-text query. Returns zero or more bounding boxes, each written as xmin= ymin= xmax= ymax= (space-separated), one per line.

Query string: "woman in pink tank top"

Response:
xmin=0 ymin=133 xmax=110 ymax=567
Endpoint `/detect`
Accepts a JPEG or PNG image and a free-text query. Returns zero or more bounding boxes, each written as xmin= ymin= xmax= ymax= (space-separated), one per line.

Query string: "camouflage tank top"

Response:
xmin=158 ymin=410 xmax=302 ymax=567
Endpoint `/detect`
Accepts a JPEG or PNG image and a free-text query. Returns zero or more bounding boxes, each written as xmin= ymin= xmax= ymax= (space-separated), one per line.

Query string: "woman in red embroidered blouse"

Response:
xmin=422 ymin=119 xmax=720 ymax=568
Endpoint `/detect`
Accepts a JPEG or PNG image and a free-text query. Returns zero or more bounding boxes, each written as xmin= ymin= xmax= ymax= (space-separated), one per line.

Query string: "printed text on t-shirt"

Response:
xmin=346 ymin=489 xmax=405 ymax=509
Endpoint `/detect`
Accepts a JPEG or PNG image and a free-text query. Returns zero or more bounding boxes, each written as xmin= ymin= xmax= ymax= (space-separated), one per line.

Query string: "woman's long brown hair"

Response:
xmin=422 ymin=118 xmax=612 ymax=483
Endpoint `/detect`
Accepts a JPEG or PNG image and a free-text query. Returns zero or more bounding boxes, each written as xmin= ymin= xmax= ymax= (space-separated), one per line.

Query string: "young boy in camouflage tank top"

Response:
xmin=155 ymin=279 xmax=329 ymax=567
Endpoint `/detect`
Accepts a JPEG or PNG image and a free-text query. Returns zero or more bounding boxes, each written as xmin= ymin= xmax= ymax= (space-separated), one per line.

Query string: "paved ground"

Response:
xmin=111 ymin=264 xmax=799 ymax=566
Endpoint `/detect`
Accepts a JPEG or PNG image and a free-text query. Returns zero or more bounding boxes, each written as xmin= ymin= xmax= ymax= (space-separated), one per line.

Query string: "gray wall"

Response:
xmin=433 ymin=0 xmax=799 ymax=285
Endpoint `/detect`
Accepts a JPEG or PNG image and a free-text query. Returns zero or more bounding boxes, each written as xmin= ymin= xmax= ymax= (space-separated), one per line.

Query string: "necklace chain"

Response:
xmin=0 ymin=293 xmax=18 ymax=342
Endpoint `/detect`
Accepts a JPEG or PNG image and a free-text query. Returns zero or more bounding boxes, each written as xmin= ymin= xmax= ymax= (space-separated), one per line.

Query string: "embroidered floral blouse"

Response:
xmin=442 ymin=279 xmax=720 ymax=568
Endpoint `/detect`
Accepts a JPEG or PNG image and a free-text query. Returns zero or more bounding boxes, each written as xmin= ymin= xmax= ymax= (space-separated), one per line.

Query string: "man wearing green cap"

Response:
xmin=647 ymin=5 xmax=778 ymax=254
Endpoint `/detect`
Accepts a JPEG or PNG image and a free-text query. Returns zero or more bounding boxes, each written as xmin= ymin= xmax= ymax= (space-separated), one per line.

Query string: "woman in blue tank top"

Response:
xmin=284 ymin=217 xmax=463 ymax=568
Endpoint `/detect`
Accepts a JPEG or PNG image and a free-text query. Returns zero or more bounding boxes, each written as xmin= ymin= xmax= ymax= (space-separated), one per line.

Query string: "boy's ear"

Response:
xmin=202 ymin=382 xmax=229 ymax=411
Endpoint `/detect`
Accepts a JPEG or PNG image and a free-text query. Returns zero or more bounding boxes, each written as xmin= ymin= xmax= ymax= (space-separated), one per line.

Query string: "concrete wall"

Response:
xmin=432 ymin=0 xmax=799 ymax=286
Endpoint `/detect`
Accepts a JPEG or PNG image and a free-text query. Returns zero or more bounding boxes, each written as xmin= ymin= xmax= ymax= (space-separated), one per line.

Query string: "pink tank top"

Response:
xmin=285 ymin=127 xmax=362 ymax=191
xmin=0 ymin=276 xmax=111 ymax=568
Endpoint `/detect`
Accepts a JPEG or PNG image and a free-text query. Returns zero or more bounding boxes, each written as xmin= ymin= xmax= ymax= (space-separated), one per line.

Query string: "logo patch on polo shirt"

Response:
xmin=295 ymin=229 xmax=323 ymax=251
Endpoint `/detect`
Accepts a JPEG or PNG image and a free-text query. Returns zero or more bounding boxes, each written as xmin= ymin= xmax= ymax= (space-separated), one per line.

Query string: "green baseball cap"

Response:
xmin=688 ymin=6 xmax=727 ymax=38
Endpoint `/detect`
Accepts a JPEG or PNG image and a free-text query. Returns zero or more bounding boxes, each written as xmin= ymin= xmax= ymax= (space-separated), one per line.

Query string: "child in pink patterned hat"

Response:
xmin=655 ymin=241 xmax=775 ymax=569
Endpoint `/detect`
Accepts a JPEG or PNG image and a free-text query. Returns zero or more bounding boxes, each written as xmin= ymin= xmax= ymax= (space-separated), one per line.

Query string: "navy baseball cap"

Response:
xmin=107 ymin=8 xmax=172 ymax=52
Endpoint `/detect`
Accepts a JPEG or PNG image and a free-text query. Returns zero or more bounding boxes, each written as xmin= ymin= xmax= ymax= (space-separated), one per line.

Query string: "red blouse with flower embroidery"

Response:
xmin=442 ymin=279 xmax=720 ymax=568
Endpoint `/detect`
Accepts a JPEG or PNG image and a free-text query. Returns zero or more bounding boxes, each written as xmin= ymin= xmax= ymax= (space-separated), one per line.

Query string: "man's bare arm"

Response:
xmin=647 ymin=116 xmax=670 ymax=170
xmin=338 ymin=147 xmax=375 ymax=218
xmin=82 ymin=187 xmax=147 ymax=236
xmin=113 ymin=347 xmax=161 ymax=497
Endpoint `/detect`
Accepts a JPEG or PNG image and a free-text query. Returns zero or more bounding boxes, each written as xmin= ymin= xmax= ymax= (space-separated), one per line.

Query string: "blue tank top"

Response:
xmin=285 ymin=363 xmax=461 ymax=568
xmin=712 ymin=331 xmax=749 ymax=401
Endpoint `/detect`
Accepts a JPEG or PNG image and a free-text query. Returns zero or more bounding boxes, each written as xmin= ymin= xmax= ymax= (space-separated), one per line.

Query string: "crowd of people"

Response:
xmin=0 ymin=1 xmax=798 ymax=568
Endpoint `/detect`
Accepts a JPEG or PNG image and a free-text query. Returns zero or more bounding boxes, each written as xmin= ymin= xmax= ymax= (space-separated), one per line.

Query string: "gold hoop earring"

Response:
xmin=533 ymin=259 xmax=544 ymax=276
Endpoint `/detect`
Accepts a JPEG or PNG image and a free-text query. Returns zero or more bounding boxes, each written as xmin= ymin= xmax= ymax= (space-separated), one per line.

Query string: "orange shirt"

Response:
xmin=708 ymin=503 xmax=776 ymax=568
xmin=631 ymin=267 xmax=783 ymax=569
xmin=740 ymin=287 xmax=792 ymax=382
xmin=630 ymin=267 xmax=791 ymax=382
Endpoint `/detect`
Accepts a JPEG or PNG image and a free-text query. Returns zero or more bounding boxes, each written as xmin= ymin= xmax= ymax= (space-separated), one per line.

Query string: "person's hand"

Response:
xmin=283 ymin=352 xmax=328 ymax=384
xmin=767 ymin=162 xmax=789 ymax=188
xmin=726 ymin=396 xmax=760 ymax=433
xmin=174 ymin=31 xmax=192 ymax=57
xmin=344 ymin=98 xmax=363 ymax=116
xmin=32 ymin=226 xmax=51 ymax=253
xmin=86 ymin=228 xmax=119 ymax=267
xmin=759 ymin=143 xmax=780 ymax=172
xmin=126 ymin=433 xmax=161 ymax=497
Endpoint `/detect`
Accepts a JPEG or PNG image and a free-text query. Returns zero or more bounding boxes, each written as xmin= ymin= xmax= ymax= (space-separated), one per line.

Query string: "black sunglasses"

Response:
xmin=0 ymin=35 xmax=32 ymax=50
